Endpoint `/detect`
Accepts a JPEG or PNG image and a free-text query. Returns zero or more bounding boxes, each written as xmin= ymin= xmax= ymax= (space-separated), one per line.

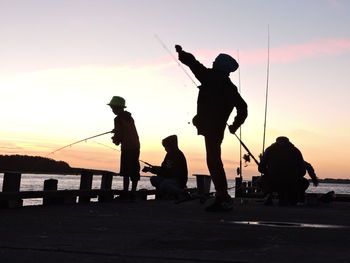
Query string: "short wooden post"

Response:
xmin=235 ymin=177 xmax=243 ymax=198
xmin=79 ymin=170 xmax=93 ymax=203
xmin=44 ymin=178 xmax=58 ymax=191
xmin=98 ymin=172 xmax=114 ymax=202
xmin=252 ymin=176 xmax=260 ymax=193
xmin=242 ymin=182 xmax=247 ymax=196
xmin=194 ymin=174 xmax=211 ymax=195
xmin=247 ymin=181 xmax=253 ymax=194
xmin=0 ymin=172 xmax=23 ymax=208
xmin=43 ymin=179 xmax=60 ymax=205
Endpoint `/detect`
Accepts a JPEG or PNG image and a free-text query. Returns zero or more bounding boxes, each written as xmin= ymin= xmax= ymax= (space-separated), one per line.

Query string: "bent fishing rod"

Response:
xmin=47 ymin=130 xmax=113 ymax=156
xmin=48 ymin=131 xmax=155 ymax=166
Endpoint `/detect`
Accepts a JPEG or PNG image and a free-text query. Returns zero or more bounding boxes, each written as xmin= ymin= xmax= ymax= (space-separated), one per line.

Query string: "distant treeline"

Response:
xmin=0 ymin=154 xmax=75 ymax=174
xmin=319 ymin=178 xmax=350 ymax=184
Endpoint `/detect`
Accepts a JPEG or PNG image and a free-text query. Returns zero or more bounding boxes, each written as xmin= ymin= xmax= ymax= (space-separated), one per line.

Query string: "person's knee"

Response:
xmin=150 ymin=176 xmax=160 ymax=187
xmin=300 ymin=178 xmax=309 ymax=191
xmin=207 ymin=158 xmax=224 ymax=175
xmin=159 ymin=183 xmax=169 ymax=193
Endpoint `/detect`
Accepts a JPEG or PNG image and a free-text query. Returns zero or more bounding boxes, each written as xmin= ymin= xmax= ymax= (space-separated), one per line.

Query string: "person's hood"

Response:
xmin=162 ymin=135 xmax=178 ymax=148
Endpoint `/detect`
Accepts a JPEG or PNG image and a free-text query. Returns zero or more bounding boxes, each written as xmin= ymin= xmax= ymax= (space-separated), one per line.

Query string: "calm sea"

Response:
xmin=1 ymin=174 xmax=349 ymax=206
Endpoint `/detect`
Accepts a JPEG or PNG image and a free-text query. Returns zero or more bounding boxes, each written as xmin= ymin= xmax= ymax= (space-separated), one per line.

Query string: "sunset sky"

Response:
xmin=1 ymin=0 xmax=349 ymax=179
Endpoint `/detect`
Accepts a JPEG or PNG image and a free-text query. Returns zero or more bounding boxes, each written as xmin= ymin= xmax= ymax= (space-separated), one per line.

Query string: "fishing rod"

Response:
xmin=139 ymin=160 xmax=154 ymax=167
xmin=237 ymin=49 xmax=243 ymax=178
xmin=47 ymin=130 xmax=113 ymax=156
xmin=233 ymin=133 xmax=260 ymax=166
xmin=262 ymin=25 xmax=270 ymax=154
xmin=154 ymin=34 xmax=198 ymax=87
xmin=226 ymin=123 xmax=259 ymax=166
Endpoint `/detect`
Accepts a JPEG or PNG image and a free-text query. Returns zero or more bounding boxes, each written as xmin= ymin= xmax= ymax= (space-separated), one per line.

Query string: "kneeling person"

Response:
xmin=143 ymin=135 xmax=188 ymax=199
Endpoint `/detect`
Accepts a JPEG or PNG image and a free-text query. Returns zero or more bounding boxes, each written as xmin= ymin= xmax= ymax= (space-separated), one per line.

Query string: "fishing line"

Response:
xmin=91 ymin=140 xmax=154 ymax=167
xmin=92 ymin=141 xmax=154 ymax=167
xmin=92 ymin=141 xmax=118 ymax=151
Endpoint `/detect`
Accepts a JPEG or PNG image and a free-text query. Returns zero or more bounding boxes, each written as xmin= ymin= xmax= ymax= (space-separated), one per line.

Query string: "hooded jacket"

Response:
xmin=160 ymin=135 xmax=188 ymax=188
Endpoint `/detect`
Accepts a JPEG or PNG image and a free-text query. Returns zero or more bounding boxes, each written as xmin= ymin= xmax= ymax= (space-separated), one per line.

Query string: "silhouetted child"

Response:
xmin=175 ymin=45 xmax=248 ymax=212
xmin=108 ymin=96 xmax=140 ymax=199
xmin=143 ymin=135 xmax=189 ymax=201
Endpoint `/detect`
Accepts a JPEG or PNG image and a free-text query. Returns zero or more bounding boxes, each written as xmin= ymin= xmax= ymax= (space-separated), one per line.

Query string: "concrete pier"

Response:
xmin=0 ymin=198 xmax=349 ymax=262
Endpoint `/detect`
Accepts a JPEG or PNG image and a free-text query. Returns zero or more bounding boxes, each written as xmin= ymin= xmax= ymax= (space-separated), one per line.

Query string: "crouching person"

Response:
xmin=143 ymin=135 xmax=190 ymax=201
xmin=258 ymin=136 xmax=306 ymax=206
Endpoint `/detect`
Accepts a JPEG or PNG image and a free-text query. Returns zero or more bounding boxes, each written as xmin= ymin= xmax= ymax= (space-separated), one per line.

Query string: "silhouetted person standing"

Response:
xmin=258 ymin=136 xmax=306 ymax=205
xmin=108 ymin=96 xmax=140 ymax=199
xmin=143 ymin=135 xmax=189 ymax=200
xmin=175 ymin=45 xmax=248 ymax=212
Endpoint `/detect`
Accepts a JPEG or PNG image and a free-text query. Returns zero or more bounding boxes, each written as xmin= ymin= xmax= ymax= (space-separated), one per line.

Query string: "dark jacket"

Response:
xmin=258 ymin=141 xmax=306 ymax=182
xmin=159 ymin=149 xmax=188 ymax=188
xmin=113 ymin=111 xmax=140 ymax=151
xmin=178 ymin=51 xmax=247 ymax=140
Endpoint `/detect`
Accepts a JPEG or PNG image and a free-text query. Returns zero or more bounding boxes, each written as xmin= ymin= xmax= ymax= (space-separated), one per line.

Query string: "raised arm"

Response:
xmin=175 ymin=44 xmax=208 ymax=83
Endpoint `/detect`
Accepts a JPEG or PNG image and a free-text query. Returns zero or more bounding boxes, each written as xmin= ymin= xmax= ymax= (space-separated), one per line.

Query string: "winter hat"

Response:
xmin=213 ymin=53 xmax=239 ymax=73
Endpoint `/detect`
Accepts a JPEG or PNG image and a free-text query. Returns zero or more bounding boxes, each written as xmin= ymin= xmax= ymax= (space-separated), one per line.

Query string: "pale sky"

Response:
xmin=1 ymin=0 xmax=349 ymax=179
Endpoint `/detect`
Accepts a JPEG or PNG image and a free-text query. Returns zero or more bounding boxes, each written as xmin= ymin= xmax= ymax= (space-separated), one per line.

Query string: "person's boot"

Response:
xmin=205 ymin=195 xmax=233 ymax=212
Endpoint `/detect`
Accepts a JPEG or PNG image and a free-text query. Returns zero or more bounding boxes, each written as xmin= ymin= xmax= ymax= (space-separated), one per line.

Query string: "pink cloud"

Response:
xmin=193 ymin=38 xmax=350 ymax=66
xmin=135 ymin=38 xmax=350 ymax=70
xmin=269 ymin=38 xmax=350 ymax=63
xmin=328 ymin=0 xmax=343 ymax=8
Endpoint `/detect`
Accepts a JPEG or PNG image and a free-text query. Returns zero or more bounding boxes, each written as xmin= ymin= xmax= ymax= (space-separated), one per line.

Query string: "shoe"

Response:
xmin=205 ymin=197 xmax=234 ymax=212
xmin=319 ymin=191 xmax=336 ymax=203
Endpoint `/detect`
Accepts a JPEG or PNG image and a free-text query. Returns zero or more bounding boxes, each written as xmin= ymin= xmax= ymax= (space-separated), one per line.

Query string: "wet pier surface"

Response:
xmin=1 ymin=199 xmax=350 ymax=263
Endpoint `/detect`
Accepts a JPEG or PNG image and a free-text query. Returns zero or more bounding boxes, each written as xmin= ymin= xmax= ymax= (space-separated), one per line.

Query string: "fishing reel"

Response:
xmin=243 ymin=154 xmax=251 ymax=167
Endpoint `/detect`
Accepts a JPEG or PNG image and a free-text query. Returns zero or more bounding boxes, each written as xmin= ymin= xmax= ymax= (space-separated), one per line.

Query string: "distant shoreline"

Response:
xmin=0 ymin=154 xmax=116 ymax=175
xmin=1 ymin=155 xmax=348 ymax=183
